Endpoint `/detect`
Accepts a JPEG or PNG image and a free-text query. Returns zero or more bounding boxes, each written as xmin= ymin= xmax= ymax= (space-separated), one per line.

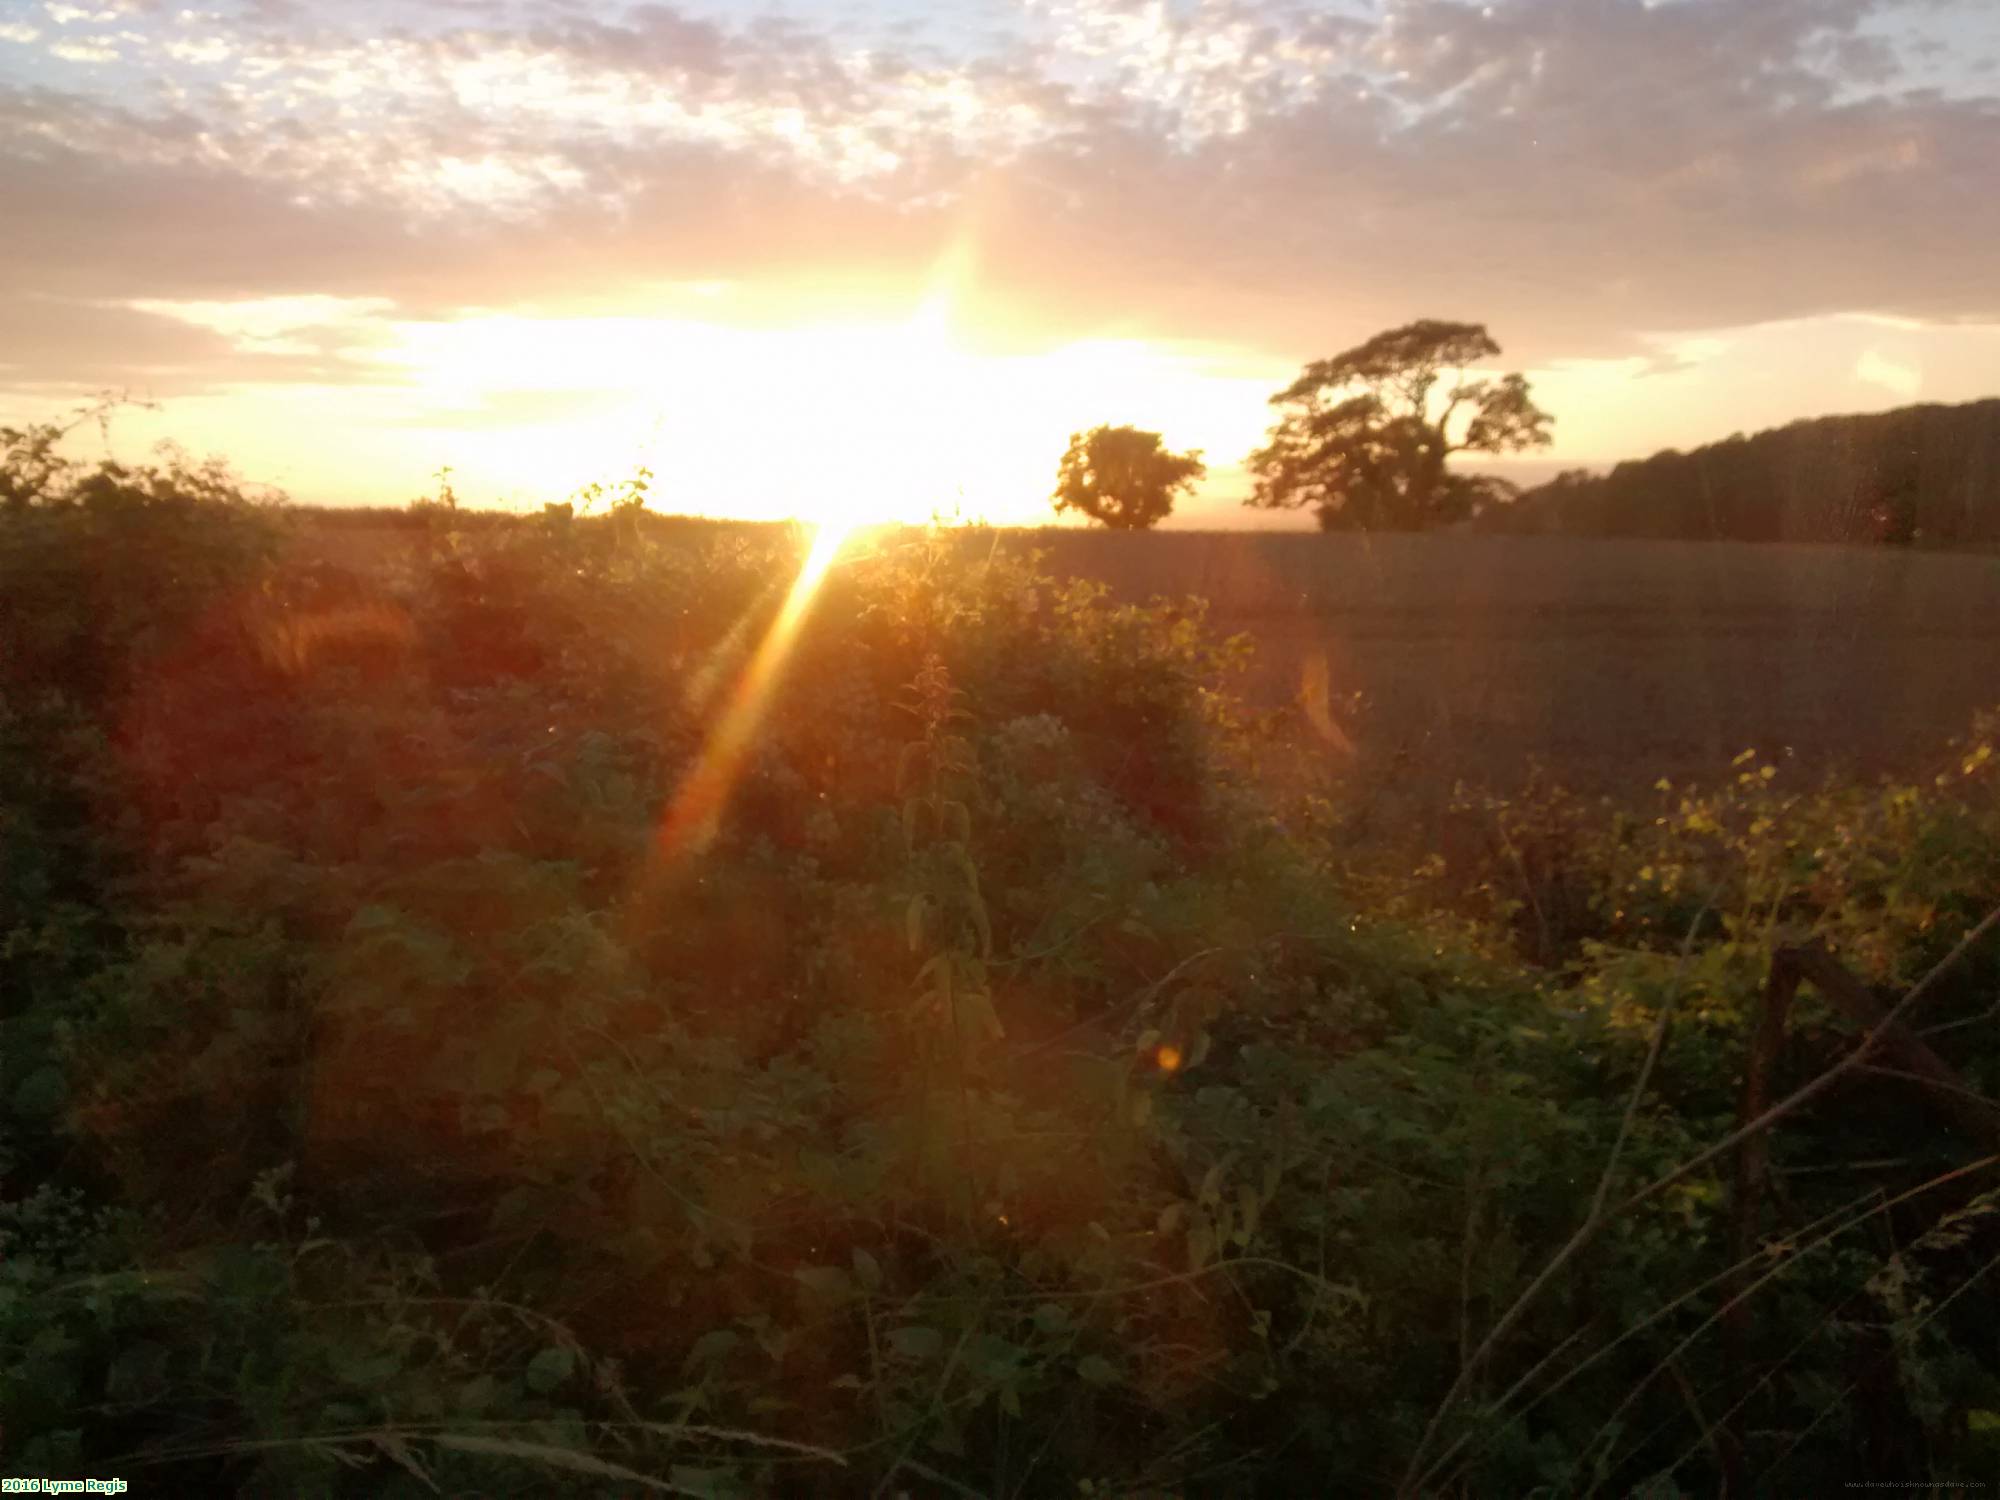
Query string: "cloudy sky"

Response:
xmin=2 ymin=0 xmax=1997 ymax=524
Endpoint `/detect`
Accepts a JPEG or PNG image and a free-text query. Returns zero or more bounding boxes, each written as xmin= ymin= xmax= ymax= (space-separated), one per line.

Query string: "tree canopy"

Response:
xmin=1052 ymin=423 xmax=1206 ymax=530
xmin=1245 ymin=319 xmax=1553 ymax=531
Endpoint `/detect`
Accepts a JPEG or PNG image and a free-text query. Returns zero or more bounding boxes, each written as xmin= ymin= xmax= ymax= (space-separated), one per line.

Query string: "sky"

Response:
xmin=2 ymin=0 xmax=1997 ymax=527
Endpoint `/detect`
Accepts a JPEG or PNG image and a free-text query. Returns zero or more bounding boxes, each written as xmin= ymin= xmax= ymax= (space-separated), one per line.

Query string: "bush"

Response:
xmin=7 ymin=451 xmax=2000 ymax=1494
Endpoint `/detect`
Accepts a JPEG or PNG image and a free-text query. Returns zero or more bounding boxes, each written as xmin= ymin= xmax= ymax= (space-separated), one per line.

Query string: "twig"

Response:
xmin=1664 ymin=1354 xmax=1728 ymax=1489
xmin=1423 ymin=1157 xmax=1995 ymax=1495
xmin=1398 ymin=900 xmax=2000 ymax=1496
xmin=1010 ymin=946 xmax=1223 ymax=1060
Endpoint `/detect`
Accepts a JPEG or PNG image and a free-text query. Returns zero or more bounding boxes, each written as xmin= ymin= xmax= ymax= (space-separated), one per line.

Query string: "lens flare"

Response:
xmin=652 ymin=521 xmax=852 ymax=863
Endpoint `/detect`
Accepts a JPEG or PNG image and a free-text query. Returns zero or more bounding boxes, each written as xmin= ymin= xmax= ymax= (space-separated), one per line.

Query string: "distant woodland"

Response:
xmin=1488 ymin=397 xmax=2000 ymax=545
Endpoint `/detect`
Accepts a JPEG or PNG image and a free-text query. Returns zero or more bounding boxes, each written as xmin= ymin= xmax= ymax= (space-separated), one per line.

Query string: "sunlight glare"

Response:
xmin=651 ymin=518 xmax=853 ymax=864
xmin=325 ymin=229 xmax=1276 ymax=525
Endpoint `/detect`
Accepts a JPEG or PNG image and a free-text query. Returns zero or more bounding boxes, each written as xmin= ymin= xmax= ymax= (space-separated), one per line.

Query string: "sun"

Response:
xmin=642 ymin=290 xmax=976 ymax=867
xmin=354 ymin=228 xmax=1263 ymax=529
xmin=778 ymin=290 xmax=983 ymax=533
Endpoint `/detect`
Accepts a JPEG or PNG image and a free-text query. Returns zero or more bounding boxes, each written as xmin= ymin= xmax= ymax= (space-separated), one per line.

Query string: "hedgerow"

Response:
xmin=5 ymin=419 xmax=2000 ymax=1494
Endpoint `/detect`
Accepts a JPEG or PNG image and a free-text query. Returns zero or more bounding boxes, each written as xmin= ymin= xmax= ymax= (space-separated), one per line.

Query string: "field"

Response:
xmin=998 ymin=529 xmax=2000 ymax=790
xmin=302 ymin=517 xmax=2000 ymax=792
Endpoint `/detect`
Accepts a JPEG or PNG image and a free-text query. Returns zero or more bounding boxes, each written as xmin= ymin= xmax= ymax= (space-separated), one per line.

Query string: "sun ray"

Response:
xmin=651 ymin=521 xmax=852 ymax=864
xmin=639 ymin=239 xmax=982 ymax=871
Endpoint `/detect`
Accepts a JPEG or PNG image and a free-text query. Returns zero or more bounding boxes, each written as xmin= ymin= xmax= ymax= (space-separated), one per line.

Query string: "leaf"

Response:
xmin=10 ymin=1065 xmax=67 ymax=1120
xmin=668 ymin=1466 xmax=742 ymax=1499
xmin=320 ymin=1400 xmax=370 ymax=1430
xmin=369 ymin=1431 xmax=437 ymax=1490
xmin=896 ymin=741 xmax=924 ymax=796
xmin=887 ymin=1326 xmax=944 ymax=1361
xmin=1237 ymin=1184 xmax=1261 ymax=1243
xmin=1033 ymin=1303 xmax=1070 ymax=1336
xmin=526 ymin=1345 xmax=576 ymax=1394
xmin=1076 ymin=1355 xmax=1119 ymax=1386
xmin=794 ymin=1266 xmax=856 ymax=1303
xmin=1157 ymin=1202 xmax=1184 ymax=1235
xmin=850 ymin=1248 xmax=882 ymax=1292
xmin=683 ymin=1329 xmax=740 ymax=1373
xmin=906 ymin=896 xmax=926 ymax=953
xmin=1187 ymin=1217 xmax=1215 ymax=1272
xmin=1199 ymin=1162 xmax=1225 ymax=1206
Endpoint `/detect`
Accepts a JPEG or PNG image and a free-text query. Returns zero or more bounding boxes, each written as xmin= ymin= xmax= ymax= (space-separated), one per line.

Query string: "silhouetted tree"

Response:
xmin=1052 ymin=424 xmax=1206 ymax=530
xmin=1244 ymin=320 xmax=1553 ymax=531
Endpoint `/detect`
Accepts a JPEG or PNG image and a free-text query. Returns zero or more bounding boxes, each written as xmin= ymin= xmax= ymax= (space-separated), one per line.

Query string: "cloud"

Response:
xmin=0 ymin=0 xmax=1996 ymax=398
xmin=1855 ymin=347 xmax=1922 ymax=398
xmin=0 ymin=292 xmax=374 ymax=390
xmin=47 ymin=39 xmax=120 ymax=63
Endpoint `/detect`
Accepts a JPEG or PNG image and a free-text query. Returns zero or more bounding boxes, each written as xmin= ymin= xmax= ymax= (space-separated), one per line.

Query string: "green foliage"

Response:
xmin=1051 ymin=424 xmax=1206 ymax=530
xmin=6 ymin=439 xmax=2000 ymax=1495
xmin=1246 ymin=319 xmax=1552 ymax=531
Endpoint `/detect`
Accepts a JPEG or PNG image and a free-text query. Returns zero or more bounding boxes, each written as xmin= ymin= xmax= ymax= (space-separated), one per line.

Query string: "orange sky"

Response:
xmin=3 ymin=0 xmax=1997 ymax=527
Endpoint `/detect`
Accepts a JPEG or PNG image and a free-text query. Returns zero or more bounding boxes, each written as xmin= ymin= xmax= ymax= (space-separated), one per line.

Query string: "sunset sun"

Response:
xmin=774 ymin=292 xmax=982 ymax=531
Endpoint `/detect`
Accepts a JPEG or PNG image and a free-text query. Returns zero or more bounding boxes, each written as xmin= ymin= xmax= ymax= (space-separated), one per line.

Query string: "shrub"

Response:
xmin=7 ymin=464 xmax=2000 ymax=1494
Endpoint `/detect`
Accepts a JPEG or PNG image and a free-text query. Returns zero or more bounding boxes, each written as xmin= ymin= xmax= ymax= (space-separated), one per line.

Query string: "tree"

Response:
xmin=1245 ymin=320 xmax=1553 ymax=531
xmin=2 ymin=395 xmax=153 ymax=510
xmin=1052 ymin=424 xmax=1206 ymax=530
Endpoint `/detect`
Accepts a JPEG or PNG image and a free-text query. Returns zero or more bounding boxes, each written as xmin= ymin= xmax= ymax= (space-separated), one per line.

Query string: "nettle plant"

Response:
xmin=896 ymin=654 xmax=1003 ymax=1180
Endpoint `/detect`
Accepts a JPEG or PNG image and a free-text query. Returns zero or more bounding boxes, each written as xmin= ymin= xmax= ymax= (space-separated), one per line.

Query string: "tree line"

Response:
xmin=1484 ymin=398 xmax=2000 ymax=545
xmin=1053 ymin=324 xmax=2000 ymax=546
xmin=1051 ymin=318 xmax=1554 ymax=531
